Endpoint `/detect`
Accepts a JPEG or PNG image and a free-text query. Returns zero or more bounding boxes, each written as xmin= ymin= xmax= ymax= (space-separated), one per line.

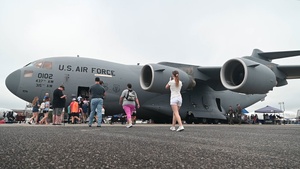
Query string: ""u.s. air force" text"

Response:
xmin=58 ymin=65 xmax=115 ymax=76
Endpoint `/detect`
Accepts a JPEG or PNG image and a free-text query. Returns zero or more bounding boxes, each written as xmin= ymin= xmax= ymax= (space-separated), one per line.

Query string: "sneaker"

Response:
xmin=170 ymin=126 xmax=176 ymax=131
xmin=176 ymin=126 xmax=184 ymax=132
xmin=126 ymin=124 xmax=133 ymax=128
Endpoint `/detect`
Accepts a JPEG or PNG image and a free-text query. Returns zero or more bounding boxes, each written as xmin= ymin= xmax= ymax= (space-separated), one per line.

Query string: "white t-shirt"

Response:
xmin=168 ymin=80 xmax=182 ymax=98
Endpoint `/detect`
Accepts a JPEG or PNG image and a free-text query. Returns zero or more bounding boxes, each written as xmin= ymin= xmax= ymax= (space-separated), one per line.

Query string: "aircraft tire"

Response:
xmin=185 ymin=118 xmax=193 ymax=124
xmin=185 ymin=114 xmax=194 ymax=124
xmin=194 ymin=118 xmax=200 ymax=124
xmin=201 ymin=118 xmax=208 ymax=124
xmin=212 ymin=119 xmax=219 ymax=124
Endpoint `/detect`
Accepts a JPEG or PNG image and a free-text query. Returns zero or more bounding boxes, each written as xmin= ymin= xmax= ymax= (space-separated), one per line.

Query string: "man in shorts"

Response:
xmin=52 ymin=85 xmax=66 ymax=125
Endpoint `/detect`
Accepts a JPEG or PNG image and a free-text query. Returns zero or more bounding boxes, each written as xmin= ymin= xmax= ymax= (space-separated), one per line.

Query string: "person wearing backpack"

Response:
xmin=119 ymin=83 xmax=140 ymax=128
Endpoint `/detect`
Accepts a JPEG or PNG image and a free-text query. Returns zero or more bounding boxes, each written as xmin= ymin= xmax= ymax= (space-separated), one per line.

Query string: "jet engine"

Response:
xmin=220 ymin=58 xmax=277 ymax=94
xmin=140 ymin=64 xmax=196 ymax=93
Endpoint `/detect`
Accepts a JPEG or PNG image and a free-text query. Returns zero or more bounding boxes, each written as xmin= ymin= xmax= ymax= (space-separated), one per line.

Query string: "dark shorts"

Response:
xmin=70 ymin=113 xmax=79 ymax=117
xmin=32 ymin=107 xmax=39 ymax=113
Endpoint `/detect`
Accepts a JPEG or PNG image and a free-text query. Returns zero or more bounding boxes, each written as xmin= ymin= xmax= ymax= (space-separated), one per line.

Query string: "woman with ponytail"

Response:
xmin=28 ymin=96 xmax=40 ymax=124
xmin=165 ymin=70 xmax=184 ymax=132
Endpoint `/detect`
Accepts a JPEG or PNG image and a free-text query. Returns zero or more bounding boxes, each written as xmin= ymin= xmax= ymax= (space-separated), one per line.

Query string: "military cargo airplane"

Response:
xmin=5 ymin=49 xmax=300 ymax=123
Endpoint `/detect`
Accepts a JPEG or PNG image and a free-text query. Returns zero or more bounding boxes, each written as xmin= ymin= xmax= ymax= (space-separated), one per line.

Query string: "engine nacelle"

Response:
xmin=140 ymin=64 xmax=196 ymax=93
xmin=220 ymin=58 xmax=276 ymax=94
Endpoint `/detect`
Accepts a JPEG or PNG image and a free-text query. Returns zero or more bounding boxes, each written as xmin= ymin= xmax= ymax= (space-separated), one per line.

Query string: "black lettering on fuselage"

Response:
xmin=37 ymin=73 xmax=53 ymax=79
xmin=58 ymin=65 xmax=64 ymax=71
xmin=67 ymin=65 xmax=72 ymax=71
xmin=59 ymin=65 xmax=115 ymax=76
xmin=75 ymin=66 xmax=88 ymax=72
xmin=96 ymin=68 xmax=102 ymax=74
xmin=91 ymin=68 xmax=115 ymax=76
xmin=102 ymin=69 xmax=106 ymax=74
xmin=59 ymin=65 xmax=72 ymax=71
xmin=83 ymin=67 xmax=88 ymax=72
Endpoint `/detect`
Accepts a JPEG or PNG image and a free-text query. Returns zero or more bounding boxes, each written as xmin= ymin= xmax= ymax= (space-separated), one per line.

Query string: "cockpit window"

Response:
xmin=42 ymin=62 xmax=52 ymax=69
xmin=24 ymin=62 xmax=35 ymax=67
xmin=24 ymin=70 xmax=33 ymax=77
xmin=24 ymin=61 xmax=52 ymax=69
xmin=35 ymin=62 xmax=43 ymax=68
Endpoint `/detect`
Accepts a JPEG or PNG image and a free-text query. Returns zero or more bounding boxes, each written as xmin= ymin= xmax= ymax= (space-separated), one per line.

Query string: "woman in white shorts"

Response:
xmin=165 ymin=70 xmax=184 ymax=132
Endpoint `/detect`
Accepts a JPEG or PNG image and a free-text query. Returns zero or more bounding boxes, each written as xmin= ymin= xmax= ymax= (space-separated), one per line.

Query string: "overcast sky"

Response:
xmin=1 ymin=0 xmax=300 ymax=114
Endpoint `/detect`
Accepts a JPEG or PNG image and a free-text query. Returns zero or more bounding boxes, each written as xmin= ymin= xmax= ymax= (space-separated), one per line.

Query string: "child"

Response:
xmin=70 ymin=98 xmax=81 ymax=124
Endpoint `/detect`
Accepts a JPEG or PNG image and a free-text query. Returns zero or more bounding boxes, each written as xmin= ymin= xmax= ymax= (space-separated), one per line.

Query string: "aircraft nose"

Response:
xmin=6 ymin=69 xmax=21 ymax=95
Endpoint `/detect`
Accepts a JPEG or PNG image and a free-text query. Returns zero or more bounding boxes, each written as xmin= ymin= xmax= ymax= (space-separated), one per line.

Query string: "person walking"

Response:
xmin=119 ymin=83 xmax=140 ymax=128
xmin=52 ymin=85 xmax=66 ymax=125
xmin=39 ymin=97 xmax=50 ymax=124
xmin=165 ymin=70 xmax=184 ymax=132
xmin=28 ymin=96 xmax=40 ymax=124
xmin=88 ymin=77 xmax=106 ymax=127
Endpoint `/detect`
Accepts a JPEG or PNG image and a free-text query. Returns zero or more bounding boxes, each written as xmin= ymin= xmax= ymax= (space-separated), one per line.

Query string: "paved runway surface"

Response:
xmin=0 ymin=123 xmax=299 ymax=169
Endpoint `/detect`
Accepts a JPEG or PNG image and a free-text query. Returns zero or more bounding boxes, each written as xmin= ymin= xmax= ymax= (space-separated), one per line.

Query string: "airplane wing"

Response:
xmin=197 ymin=64 xmax=300 ymax=90
xmin=255 ymin=49 xmax=300 ymax=61
xmin=277 ymin=65 xmax=300 ymax=79
xmin=197 ymin=67 xmax=221 ymax=81
xmin=196 ymin=67 xmax=226 ymax=91
xmin=158 ymin=62 xmax=222 ymax=81
xmin=192 ymin=65 xmax=300 ymax=81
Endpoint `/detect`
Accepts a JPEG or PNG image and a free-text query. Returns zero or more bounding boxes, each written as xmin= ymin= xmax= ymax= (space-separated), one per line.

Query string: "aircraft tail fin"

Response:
xmin=252 ymin=49 xmax=300 ymax=61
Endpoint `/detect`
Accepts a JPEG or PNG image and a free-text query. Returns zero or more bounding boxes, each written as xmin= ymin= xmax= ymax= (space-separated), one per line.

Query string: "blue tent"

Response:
xmin=254 ymin=105 xmax=283 ymax=113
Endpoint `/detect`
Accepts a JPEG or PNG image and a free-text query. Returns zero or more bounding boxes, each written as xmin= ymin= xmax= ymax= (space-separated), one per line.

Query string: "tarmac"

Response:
xmin=0 ymin=123 xmax=299 ymax=169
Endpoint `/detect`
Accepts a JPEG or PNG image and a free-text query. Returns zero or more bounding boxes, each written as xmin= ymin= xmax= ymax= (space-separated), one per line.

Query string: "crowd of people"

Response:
xmin=227 ymin=106 xmax=283 ymax=125
xmin=26 ymin=70 xmax=185 ymax=132
xmin=26 ymin=77 xmax=140 ymax=128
